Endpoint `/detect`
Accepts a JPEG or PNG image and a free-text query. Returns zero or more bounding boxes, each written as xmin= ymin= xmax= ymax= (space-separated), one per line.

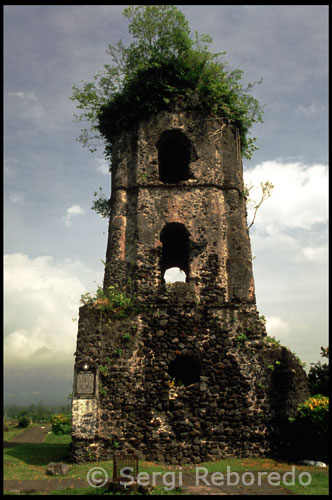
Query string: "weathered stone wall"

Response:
xmin=71 ymin=399 xmax=99 ymax=440
xmin=70 ymin=292 xmax=308 ymax=464
xmin=103 ymin=110 xmax=254 ymax=304
xmin=71 ymin=107 xmax=309 ymax=464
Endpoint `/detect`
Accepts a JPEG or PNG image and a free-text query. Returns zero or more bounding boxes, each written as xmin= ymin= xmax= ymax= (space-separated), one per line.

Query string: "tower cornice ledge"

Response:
xmin=112 ymin=183 xmax=243 ymax=195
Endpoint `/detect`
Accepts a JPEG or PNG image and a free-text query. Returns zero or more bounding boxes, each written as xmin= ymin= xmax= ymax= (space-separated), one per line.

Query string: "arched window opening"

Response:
xmin=168 ymin=355 xmax=200 ymax=387
xmin=157 ymin=130 xmax=191 ymax=183
xmin=160 ymin=223 xmax=189 ymax=283
xmin=164 ymin=267 xmax=186 ymax=283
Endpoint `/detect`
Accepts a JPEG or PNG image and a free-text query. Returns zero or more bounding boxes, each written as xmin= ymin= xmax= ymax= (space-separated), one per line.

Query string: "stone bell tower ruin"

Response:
xmin=70 ymin=102 xmax=309 ymax=464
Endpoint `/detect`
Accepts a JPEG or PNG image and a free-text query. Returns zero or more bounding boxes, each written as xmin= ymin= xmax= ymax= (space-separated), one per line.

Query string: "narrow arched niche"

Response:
xmin=157 ymin=129 xmax=192 ymax=183
xmin=160 ymin=223 xmax=189 ymax=283
xmin=168 ymin=354 xmax=200 ymax=387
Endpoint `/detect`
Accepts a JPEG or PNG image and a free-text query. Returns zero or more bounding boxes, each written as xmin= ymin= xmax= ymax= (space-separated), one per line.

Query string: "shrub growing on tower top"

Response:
xmin=71 ymin=5 xmax=264 ymax=161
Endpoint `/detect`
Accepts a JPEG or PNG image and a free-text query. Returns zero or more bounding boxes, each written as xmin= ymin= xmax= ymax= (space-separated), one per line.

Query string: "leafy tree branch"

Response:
xmin=246 ymin=181 xmax=274 ymax=230
xmin=70 ymin=5 xmax=264 ymax=162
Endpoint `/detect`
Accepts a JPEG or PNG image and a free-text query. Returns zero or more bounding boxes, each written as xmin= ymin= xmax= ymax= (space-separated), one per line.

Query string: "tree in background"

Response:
xmin=308 ymin=346 xmax=329 ymax=397
xmin=4 ymin=402 xmax=71 ymax=422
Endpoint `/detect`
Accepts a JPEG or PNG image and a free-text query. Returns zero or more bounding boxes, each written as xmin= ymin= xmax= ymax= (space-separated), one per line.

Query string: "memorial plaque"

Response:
xmin=74 ymin=362 xmax=97 ymax=398
xmin=77 ymin=371 xmax=94 ymax=394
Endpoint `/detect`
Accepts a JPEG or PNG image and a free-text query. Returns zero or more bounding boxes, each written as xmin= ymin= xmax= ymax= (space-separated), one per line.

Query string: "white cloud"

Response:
xmin=63 ymin=204 xmax=85 ymax=226
xmin=93 ymin=158 xmax=110 ymax=175
xmin=7 ymin=91 xmax=38 ymax=102
xmin=296 ymin=102 xmax=318 ymax=114
xmin=53 ymin=5 xmax=124 ymax=35
xmin=4 ymin=157 xmax=18 ymax=177
xmin=244 ymin=161 xmax=328 ymax=232
xmin=244 ymin=161 xmax=328 ymax=366
xmin=300 ymin=244 xmax=328 ymax=263
xmin=266 ymin=316 xmax=290 ymax=340
xmin=9 ymin=192 xmax=24 ymax=204
xmin=164 ymin=267 xmax=186 ymax=283
xmin=6 ymin=90 xmax=43 ymax=120
xmin=4 ymin=253 xmax=97 ymax=368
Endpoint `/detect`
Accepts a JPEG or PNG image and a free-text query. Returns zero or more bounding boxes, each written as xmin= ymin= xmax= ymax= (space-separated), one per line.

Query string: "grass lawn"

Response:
xmin=4 ymin=486 xmax=185 ymax=495
xmin=3 ymin=420 xmax=44 ymax=442
xmin=3 ymin=429 xmax=329 ymax=495
xmin=284 ymin=471 xmax=329 ymax=496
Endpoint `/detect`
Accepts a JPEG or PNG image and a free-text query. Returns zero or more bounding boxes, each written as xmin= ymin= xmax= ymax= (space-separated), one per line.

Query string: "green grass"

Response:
xmin=4 ymin=427 xmax=27 ymax=442
xmin=3 ymin=431 xmax=329 ymax=495
xmin=282 ymin=471 xmax=329 ymax=496
xmin=198 ymin=457 xmax=268 ymax=473
xmin=4 ymin=486 xmax=187 ymax=495
xmin=3 ymin=421 xmax=44 ymax=442
xmin=4 ymin=489 xmax=98 ymax=496
xmin=195 ymin=458 xmax=329 ymax=495
xmin=44 ymin=432 xmax=72 ymax=445
xmin=4 ymin=442 xmax=71 ymax=480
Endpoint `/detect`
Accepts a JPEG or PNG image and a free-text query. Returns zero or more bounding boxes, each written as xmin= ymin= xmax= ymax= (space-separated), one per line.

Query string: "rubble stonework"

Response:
xmin=70 ymin=107 xmax=309 ymax=464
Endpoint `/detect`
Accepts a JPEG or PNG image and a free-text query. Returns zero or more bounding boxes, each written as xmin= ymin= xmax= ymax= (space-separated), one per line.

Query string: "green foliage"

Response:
xmin=246 ymin=181 xmax=274 ymax=229
xmin=4 ymin=402 xmax=70 ymax=422
xmin=51 ymin=413 xmax=72 ymax=435
xmin=99 ymin=364 xmax=110 ymax=377
xmin=99 ymin=356 xmax=112 ymax=377
xmin=110 ymin=439 xmax=119 ymax=450
xmin=294 ymin=355 xmax=306 ymax=368
xmin=112 ymin=348 xmax=123 ymax=358
xmin=240 ymin=185 xmax=251 ymax=200
xmin=320 ymin=345 xmax=329 ymax=359
xmin=123 ymin=5 xmax=192 ymax=72
xmin=308 ymin=361 xmax=329 ymax=397
xmin=265 ymin=336 xmax=281 ymax=346
xmin=71 ymin=5 xmax=264 ymax=161
xmin=267 ymin=360 xmax=281 ymax=371
xmin=169 ymin=376 xmax=184 ymax=388
xmin=84 ymin=449 xmax=97 ymax=462
xmin=235 ymin=333 xmax=247 ymax=345
xmin=99 ymin=385 xmax=107 ymax=397
xmin=17 ymin=416 xmax=30 ymax=428
xmin=308 ymin=346 xmax=329 ymax=397
xmin=91 ymin=187 xmax=110 ymax=218
xmin=296 ymin=395 xmax=329 ymax=423
xmin=286 ymin=395 xmax=329 ymax=462
xmin=80 ymin=285 xmax=138 ymax=318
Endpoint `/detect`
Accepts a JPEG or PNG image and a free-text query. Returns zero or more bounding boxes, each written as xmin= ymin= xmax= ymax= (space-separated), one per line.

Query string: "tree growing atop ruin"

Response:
xmin=71 ymin=5 xmax=264 ymax=162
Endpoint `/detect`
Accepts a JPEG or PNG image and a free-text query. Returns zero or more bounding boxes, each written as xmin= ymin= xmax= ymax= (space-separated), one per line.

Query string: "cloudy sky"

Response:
xmin=4 ymin=5 xmax=328 ymax=406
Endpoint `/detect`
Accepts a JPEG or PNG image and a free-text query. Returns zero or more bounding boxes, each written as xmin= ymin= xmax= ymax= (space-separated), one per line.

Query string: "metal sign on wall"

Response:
xmin=74 ymin=361 xmax=98 ymax=398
